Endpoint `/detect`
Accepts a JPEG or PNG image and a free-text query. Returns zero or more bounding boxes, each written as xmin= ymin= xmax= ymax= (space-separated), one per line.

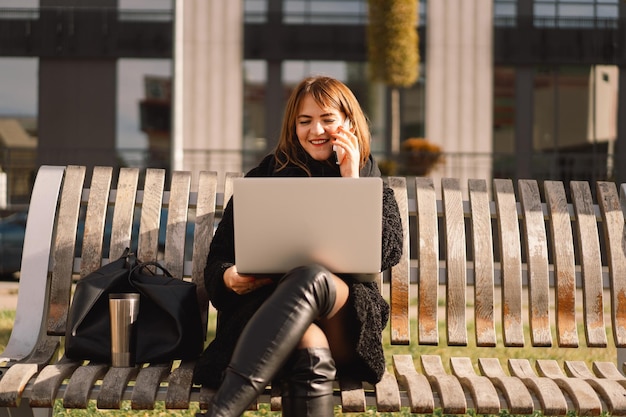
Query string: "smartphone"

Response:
xmin=333 ymin=119 xmax=352 ymax=165
xmin=333 ymin=144 xmax=345 ymax=165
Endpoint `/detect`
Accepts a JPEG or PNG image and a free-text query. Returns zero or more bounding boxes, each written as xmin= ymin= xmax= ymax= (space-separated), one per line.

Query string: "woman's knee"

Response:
xmin=279 ymin=264 xmax=337 ymax=316
xmin=298 ymin=323 xmax=329 ymax=349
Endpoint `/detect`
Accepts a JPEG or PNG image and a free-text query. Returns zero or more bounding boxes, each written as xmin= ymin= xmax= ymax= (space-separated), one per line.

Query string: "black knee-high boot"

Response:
xmin=203 ymin=265 xmax=336 ymax=417
xmin=280 ymin=348 xmax=336 ymax=417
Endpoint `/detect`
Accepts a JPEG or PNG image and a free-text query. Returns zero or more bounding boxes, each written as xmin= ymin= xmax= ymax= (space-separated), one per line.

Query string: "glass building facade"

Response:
xmin=0 ymin=0 xmax=623 ymax=204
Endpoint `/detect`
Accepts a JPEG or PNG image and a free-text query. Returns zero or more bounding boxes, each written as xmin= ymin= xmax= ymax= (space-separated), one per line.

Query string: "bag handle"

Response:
xmin=129 ymin=261 xmax=174 ymax=279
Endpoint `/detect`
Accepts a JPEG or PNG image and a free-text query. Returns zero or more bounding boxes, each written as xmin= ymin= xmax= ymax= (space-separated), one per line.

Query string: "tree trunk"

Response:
xmin=390 ymin=87 xmax=401 ymax=155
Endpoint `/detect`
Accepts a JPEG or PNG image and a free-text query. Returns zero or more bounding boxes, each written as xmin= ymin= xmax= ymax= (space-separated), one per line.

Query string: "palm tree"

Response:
xmin=367 ymin=0 xmax=420 ymax=156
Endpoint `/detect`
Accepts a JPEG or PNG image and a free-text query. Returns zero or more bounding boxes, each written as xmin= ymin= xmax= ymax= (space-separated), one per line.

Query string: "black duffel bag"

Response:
xmin=65 ymin=249 xmax=204 ymax=364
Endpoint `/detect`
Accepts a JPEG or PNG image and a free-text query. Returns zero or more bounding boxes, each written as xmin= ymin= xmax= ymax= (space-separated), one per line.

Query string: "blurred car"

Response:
xmin=0 ymin=211 xmax=28 ymax=277
xmin=0 ymin=209 xmax=197 ymax=279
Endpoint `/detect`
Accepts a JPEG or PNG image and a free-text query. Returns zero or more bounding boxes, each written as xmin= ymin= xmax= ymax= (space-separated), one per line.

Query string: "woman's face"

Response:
xmin=295 ymin=94 xmax=347 ymax=162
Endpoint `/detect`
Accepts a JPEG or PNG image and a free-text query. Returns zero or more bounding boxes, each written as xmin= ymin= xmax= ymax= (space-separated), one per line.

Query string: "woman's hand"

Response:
xmin=224 ymin=265 xmax=273 ymax=295
xmin=330 ymin=125 xmax=360 ymax=178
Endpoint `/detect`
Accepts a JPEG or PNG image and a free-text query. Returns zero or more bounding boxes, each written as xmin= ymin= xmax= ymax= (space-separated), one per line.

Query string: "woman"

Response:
xmin=194 ymin=76 xmax=403 ymax=417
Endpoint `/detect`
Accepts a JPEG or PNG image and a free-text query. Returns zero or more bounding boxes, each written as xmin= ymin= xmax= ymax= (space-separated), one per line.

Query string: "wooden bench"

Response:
xmin=1 ymin=164 xmax=626 ymax=416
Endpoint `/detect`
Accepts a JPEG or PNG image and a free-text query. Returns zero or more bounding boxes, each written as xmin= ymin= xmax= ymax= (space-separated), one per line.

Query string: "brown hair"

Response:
xmin=274 ymin=76 xmax=371 ymax=174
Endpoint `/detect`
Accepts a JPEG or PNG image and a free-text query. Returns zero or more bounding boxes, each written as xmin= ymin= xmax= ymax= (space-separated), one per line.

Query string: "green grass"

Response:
xmin=0 ymin=301 xmax=617 ymax=417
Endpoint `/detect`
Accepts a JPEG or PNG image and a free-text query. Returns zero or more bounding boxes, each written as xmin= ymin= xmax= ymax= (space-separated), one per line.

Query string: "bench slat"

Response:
xmin=138 ymin=169 xmax=166 ymax=262
xmin=165 ymin=360 xmax=195 ymax=409
xmin=164 ymin=171 xmax=191 ymax=278
xmin=0 ymin=165 xmax=65 ymax=363
xmin=30 ymin=357 xmax=80 ymax=407
xmin=392 ymin=354 xmax=434 ymax=413
xmin=591 ymin=361 xmax=626 ymax=382
xmin=338 ymin=376 xmax=366 ymax=412
xmin=48 ymin=165 xmax=86 ymax=336
xmin=536 ymin=359 xmax=602 ymax=415
xmin=131 ymin=363 xmax=171 ymax=409
xmin=571 ymin=181 xmax=607 ymax=347
xmin=63 ymin=363 xmax=108 ymax=409
xmin=269 ymin=385 xmax=282 ymax=411
xmin=494 ymin=179 xmax=524 ymax=347
xmin=544 ymin=181 xmax=579 ymax=347
xmin=564 ymin=360 xmax=626 ymax=415
xmin=193 ymin=171 xmax=218 ymax=334
xmin=478 ymin=357 xmax=534 ymax=414
xmin=223 ymin=172 xmax=242 ymax=205
xmin=80 ymin=166 xmax=113 ymax=276
xmin=388 ymin=176 xmax=410 ymax=345
xmin=468 ymin=179 xmax=496 ymax=347
xmin=0 ymin=363 xmax=39 ymax=406
xmin=450 ymin=356 xmax=500 ymax=414
xmin=596 ymin=182 xmax=626 ymax=347
xmin=519 ymin=179 xmax=552 ymax=346
xmin=421 ymin=355 xmax=467 ymax=414
xmin=198 ymin=386 xmax=214 ymax=412
xmin=508 ymin=358 xmax=568 ymax=415
xmin=442 ymin=178 xmax=468 ymax=346
xmin=109 ymin=167 xmax=139 ymax=261
xmin=97 ymin=366 xmax=139 ymax=409
xmin=415 ymin=177 xmax=439 ymax=345
xmin=375 ymin=370 xmax=401 ymax=412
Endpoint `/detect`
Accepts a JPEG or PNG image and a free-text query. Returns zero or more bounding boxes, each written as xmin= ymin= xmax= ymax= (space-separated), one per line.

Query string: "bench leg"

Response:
xmin=0 ymin=404 xmax=52 ymax=417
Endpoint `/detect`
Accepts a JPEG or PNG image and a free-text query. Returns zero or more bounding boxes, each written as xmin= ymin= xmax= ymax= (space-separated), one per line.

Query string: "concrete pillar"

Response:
xmin=38 ymin=0 xmax=118 ymax=171
xmin=173 ymin=0 xmax=243 ymax=187
xmin=38 ymin=59 xmax=117 ymax=168
xmin=425 ymin=0 xmax=493 ymax=196
xmin=514 ymin=0 xmax=534 ymax=181
xmin=264 ymin=61 xmax=283 ymax=153
xmin=515 ymin=67 xmax=534 ymax=180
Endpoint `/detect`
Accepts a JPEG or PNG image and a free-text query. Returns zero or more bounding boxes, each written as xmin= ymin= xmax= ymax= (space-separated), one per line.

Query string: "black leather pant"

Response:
xmin=203 ymin=264 xmax=337 ymax=417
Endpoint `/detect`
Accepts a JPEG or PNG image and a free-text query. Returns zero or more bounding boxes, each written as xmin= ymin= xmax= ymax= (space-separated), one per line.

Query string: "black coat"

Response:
xmin=193 ymin=151 xmax=404 ymax=388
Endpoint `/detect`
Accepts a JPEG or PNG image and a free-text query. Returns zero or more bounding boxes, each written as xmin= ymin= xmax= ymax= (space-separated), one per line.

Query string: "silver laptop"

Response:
xmin=233 ymin=177 xmax=383 ymax=282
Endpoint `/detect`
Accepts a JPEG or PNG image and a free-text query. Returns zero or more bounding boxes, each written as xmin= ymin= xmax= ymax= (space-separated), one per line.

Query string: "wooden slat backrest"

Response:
xmin=46 ymin=167 xmax=221 ymax=338
xmin=404 ymin=176 xmax=626 ymax=352
xmin=441 ymin=178 xmax=467 ymax=346
xmin=571 ymin=181 xmax=607 ymax=347
xmin=493 ymin=178 xmax=524 ymax=347
xmin=544 ymin=180 xmax=579 ymax=347
xmin=518 ymin=179 xmax=551 ymax=347
xmin=468 ymin=179 xmax=496 ymax=347
xmin=193 ymin=171 xmax=218 ymax=333
xmin=80 ymin=166 xmax=113 ymax=277
xmin=109 ymin=168 xmax=139 ymax=261
xmin=48 ymin=166 xmax=86 ymax=336
xmin=137 ymin=169 xmax=166 ymax=263
xmin=388 ymin=176 xmax=410 ymax=345
xmin=224 ymin=172 xmax=242 ymax=205
xmin=163 ymin=171 xmax=191 ymax=278
xmin=415 ymin=177 xmax=439 ymax=345
xmin=596 ymin=181 xmax=626 ymax=347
